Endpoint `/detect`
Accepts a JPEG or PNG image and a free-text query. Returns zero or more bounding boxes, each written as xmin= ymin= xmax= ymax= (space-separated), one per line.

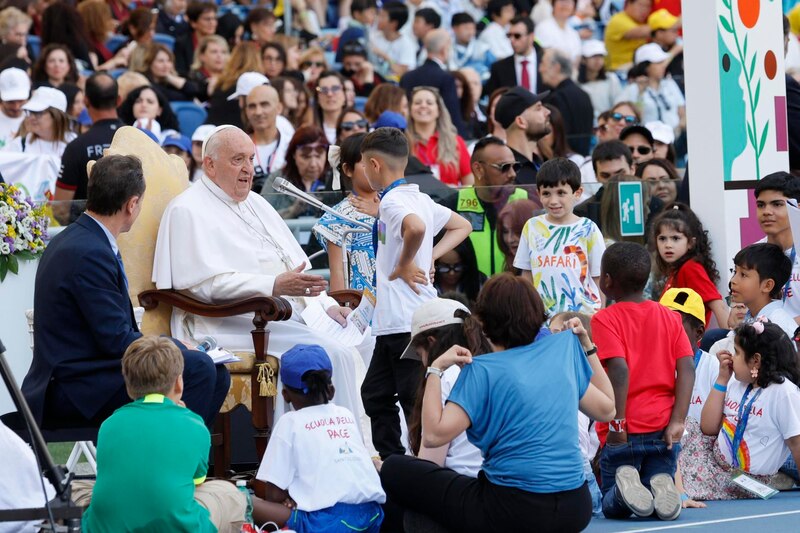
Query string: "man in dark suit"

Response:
xmin=485 ymin=16 xmax=545 ymax=97
xmin=400 ymin=29 xmax=468 ymax=138
xmin=21 ymin=155 xmax=229 ymax=429
xmin=156 ymin=0 xmax=190 ymax=37
xmin=539 ymin=48 xmax=594 ymax=156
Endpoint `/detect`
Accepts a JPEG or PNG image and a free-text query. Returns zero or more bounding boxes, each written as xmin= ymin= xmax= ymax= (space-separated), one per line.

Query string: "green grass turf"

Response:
xmin=47 ymin=442 xmax=75 ymax=465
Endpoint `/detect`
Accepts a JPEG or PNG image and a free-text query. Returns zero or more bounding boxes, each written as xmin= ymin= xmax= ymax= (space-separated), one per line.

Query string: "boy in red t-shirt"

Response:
xmin=592 ymin=242 xmax=694 ymax=521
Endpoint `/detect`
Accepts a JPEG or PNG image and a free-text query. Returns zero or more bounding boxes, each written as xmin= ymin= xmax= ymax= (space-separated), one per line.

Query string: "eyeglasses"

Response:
xmin=316 ymin=85 xmax=343 ymax=96
xmin=611 ymin=112 xmax=638 ymax=124
xmin=302 ymin=61 xmax=326 ymax=69
xmin=297 ymin=142 xmax=329 ymax=157
xmin=341 ymin=119 xmax=369 ymax=131
xmin=436 ymin=263 xmax=464 ymax=274
xmin=643 ymin=176 xmax=676 ymax=184
xmin=479 ymin=161 xmax=521 ymax=173
xmin=507 ymin=32 xmax=526 ymax=40
xmin=627 ymin=145 xmax=652 ymax=155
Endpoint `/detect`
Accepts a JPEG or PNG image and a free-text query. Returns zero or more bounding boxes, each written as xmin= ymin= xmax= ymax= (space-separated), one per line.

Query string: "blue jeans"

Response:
xmin=584 ymin=457 xmax=602 ymax=516
xmin=780 ymin=454 xmax=800 ymax=483
xmin=600 ymin=431 xmax=678 ymax=519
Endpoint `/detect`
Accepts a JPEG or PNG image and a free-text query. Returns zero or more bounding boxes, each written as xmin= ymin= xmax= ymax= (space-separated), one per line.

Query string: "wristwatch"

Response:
xmin=608 ymin=418 xmax=627 ymax=433
xmin=425 ymin=367 xmax=444 ymax=379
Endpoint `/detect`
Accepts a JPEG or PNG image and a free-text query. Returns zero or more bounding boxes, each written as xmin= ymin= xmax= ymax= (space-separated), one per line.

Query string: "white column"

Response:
xmin=683 ymin=0 xmax=789 ymax=280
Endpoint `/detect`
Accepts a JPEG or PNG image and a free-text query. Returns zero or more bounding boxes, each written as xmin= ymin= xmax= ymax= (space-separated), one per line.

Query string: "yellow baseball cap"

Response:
xmin=648 ymin=9 xmax=679 ymax=31
xmin=660 ymin=288 xmax=705 ymax=324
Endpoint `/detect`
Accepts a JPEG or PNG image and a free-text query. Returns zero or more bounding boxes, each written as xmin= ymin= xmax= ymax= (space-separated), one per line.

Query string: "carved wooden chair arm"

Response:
xmin=138 ymin=289 xmax=293 ymax=324
xmin=328 ymin=289 xmax=363 ymax=309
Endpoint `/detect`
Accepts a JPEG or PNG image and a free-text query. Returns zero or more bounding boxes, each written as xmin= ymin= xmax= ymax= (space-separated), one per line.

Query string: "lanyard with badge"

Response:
xmin=693 ymin=348 xmax=702 ymax=368
xmin=371 ymin=178 xmax=407 ymax=252
xmin=783 ymin=246 xmax=796 ymax=303
xmin=730 ymin=384 xmax=763 ymax=471
xmin=253 ymin=130 xmax=281 ymax=176
xmin=728 ymin=384 xmax=777 ymax=498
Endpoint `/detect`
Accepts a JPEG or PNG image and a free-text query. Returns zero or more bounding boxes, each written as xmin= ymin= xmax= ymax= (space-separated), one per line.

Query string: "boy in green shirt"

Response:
xmin=81 ymin=336 xmax=245 ymax=532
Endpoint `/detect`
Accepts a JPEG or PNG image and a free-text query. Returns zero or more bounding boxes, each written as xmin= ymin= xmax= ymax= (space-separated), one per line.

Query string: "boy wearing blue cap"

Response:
xmin=162 ymin=134 xmax=194 ymax=176
xmin=254 ymin=344 xmax=386 ymax=532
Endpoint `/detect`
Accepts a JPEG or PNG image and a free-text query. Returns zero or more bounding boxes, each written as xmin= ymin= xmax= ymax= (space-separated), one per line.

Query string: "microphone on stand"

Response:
xmin=272 ymin=177 xmax=373 ymax=230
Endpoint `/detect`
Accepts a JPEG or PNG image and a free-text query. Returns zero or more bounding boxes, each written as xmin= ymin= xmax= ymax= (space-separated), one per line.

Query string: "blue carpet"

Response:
xmin=586 ymin=491 xmax=800 ymax=532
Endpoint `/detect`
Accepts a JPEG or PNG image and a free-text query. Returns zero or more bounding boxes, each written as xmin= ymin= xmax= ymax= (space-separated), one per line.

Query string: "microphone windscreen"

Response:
xmin=273 ymin=177 xmax=289 ymax=192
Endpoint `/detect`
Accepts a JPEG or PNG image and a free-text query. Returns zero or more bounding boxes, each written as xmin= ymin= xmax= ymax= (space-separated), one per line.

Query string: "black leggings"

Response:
xmin=380 ymin=455 xmax=592 ymax=533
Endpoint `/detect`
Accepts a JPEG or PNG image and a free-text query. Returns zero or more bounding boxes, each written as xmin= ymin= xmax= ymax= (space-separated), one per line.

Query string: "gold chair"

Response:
xmin=110 ymin=127 xmax=291 ymax=478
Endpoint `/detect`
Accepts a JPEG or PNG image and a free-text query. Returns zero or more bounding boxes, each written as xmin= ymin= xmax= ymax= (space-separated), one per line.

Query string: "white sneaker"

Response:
xmin=650 ymin=473 xmax=682 ymax=521
xmin=615 ymin=465 xmax=654 ymax=517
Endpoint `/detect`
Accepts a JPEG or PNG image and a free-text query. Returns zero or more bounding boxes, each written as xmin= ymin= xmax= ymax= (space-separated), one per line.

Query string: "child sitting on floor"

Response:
xmin=81 ymin=336 xmax=246 ymax=533
xmin=550 ymin=311 xmax=603 ymax=516
xmin=254 ymin=344 xmax=386 ymax=532
xmin=681 ymin=320 xmax=800 ymax=500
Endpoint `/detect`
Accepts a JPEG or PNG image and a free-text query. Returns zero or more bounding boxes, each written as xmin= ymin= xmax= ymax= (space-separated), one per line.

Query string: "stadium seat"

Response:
xmin=354 ymin=96 xmax=367 ymax=112
xmin=153 ymin=33 xmax=176 ymax=51
xmin=108 ymin=68 xmax=128 ymax=79
xmin=105 ymin=34 xmax=129 ymax=54
xmin=26 ymin=35 xmax=40 ymax=60
xmin=170 ymin=101 xmax=207 ymax=138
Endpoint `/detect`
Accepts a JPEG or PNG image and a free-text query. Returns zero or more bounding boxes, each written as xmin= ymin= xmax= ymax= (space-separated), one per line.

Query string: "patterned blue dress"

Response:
xmin=312 ymin=196 xmax=377 ymax=292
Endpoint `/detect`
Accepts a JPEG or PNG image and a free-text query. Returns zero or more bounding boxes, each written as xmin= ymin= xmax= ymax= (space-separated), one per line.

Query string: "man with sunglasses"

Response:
xmin=446 ymin=136 xmax=530 ymax=277
xmin=485 ymin=16 xmax=544 ymax=98
xmin=619 ymin=124 xmax=655 ymax=168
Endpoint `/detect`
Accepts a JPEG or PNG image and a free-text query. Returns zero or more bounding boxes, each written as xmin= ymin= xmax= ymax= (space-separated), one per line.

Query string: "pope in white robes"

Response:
xmin=152 ymin=126 xmax=365 ymax=422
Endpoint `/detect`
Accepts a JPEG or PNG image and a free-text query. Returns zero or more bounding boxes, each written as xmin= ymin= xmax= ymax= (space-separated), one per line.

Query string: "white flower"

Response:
xmin=0 ymin=242 xmax=9 ymax=255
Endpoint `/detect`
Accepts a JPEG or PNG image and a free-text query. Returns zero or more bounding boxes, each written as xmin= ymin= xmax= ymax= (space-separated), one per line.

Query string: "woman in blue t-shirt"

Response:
xmin=380 ymin=273 xmax=616 ymax=532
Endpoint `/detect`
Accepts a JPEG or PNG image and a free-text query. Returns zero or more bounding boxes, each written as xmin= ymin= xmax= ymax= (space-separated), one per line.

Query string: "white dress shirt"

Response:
xmin=514 ymin=50 xmax=539 ymax=91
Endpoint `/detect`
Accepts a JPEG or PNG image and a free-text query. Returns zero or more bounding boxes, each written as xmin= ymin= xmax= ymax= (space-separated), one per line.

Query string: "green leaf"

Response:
xmin=7 ymin=254 xmax=18 ymax=275
xmin=747 ymin=122 xmax=755 ymax=147
xmin=16 ymin=250 xmax=35 ymax=261
xmin=758 ymin=122 xmax=770 ymax=156
xmin=719 ymin=15 xmax=733 ymax=33
xmin=754 ymin=80 xmax=761 ymax=107
xmin=749 ymin=53 xmax=757 ymax=80
xmin=743 ymin=35 xmax=748 ymax=60
xmin=0 ymin=256 xmax=7 ymax=282
xmin=722 ymin=0 xmax=731 ymax=8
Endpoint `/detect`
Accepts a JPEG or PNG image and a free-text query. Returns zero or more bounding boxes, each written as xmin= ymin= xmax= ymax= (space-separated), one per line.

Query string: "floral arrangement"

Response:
xmin=0 ymin=183 xmax=48 ymax=281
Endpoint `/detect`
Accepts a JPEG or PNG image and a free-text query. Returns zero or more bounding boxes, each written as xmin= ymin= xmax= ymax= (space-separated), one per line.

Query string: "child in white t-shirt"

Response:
xmin=680 ymin=320 xmax=800 ymax=500
xmin=255 ymin=344 xmax=386 ymax=532
xmin=659 ymin=288 xmax=713 ymax=510
xmin=549 ymin=311 xmax=602 ymax=516
xmin=359 ymin=127 xmax=471 ymax=459
xmin=515 ymin=158 xmax=605 ymax=317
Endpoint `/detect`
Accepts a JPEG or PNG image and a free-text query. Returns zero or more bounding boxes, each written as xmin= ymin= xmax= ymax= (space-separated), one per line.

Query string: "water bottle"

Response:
xmin=236 ymin=480 xmax=257 ymax=532
xmin=197 ymin=336 xmax=217 ymax=353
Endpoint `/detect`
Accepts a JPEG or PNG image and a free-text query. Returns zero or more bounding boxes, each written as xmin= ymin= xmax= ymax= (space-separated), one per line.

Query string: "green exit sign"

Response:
xmin=619 ymin=182 xmax=645 ymax=237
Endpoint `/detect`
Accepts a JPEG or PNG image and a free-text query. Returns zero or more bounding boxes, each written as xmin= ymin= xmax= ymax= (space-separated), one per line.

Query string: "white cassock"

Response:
xmin=152 ymin=175 xmax=366 ymax=422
